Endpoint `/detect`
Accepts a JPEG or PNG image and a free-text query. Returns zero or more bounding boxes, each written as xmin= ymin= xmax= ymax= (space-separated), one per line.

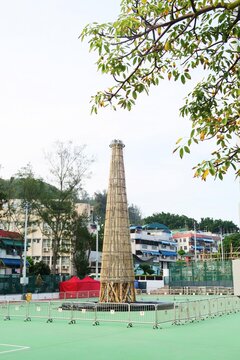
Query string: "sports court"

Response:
xmin=1 ymin=295 xmax=240 ymax=360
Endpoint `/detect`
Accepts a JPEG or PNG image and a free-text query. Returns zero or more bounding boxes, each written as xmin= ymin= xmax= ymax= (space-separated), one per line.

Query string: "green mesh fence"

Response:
xmin=168 ymin=260 xmax=233 ymax=288
xmin=0 ymin=274 xmax=70 ymax=295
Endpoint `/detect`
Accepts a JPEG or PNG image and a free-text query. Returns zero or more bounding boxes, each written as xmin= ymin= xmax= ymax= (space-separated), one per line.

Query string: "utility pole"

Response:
xmin=95 ymin=220 xmax=100 ymax=280
xmin=220 ymin=228 xmax=224 ymax=262
xmin=194 ymin=222 xmax=197 ymax=262
xmin=20 ymin=202 xmax=29 ymax=290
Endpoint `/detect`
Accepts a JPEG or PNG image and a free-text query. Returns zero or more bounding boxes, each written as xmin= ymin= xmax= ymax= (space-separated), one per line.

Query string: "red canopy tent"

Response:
xmin=78 ymin=276 xmax=100 ymax=291
xmin=59 ymin=276 xmax=100 ymax=299
xmin=59 ymin=276 xmax=82 ymax=292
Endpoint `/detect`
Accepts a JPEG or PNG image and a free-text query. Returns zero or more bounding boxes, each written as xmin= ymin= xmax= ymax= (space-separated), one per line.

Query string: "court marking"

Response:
xmin=0 ymin=344 xmax=30 ymax=355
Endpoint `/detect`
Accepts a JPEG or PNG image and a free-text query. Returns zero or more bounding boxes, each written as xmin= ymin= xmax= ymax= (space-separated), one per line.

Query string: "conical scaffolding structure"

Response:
xmin=100 ymin=140 xmax=136 ymax=303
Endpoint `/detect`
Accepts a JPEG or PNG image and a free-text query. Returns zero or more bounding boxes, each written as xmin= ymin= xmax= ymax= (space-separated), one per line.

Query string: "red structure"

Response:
xmin=59 ymin=276 xmax=100 ymax=299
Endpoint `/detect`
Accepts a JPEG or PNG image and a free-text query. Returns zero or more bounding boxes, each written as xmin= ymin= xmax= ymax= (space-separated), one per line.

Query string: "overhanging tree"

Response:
xmin=34 ymin=141 xmax=93 ymax=274
xmin=81 ymin=0 xmax=240 ymax=180
xmin=71 ymin=214 xmax=94 ymax=278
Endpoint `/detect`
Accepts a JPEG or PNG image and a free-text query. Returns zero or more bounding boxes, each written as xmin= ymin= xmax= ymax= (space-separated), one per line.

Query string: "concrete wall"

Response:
xmin=0 ymin=292 xmax=60 ymax=302
xmin=232 ymin=259 xmax=240 ymax=296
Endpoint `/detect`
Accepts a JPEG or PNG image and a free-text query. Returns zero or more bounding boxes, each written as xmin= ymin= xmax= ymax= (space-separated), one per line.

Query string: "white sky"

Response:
xmin=0 ymin=0 xmax=239 ymax=226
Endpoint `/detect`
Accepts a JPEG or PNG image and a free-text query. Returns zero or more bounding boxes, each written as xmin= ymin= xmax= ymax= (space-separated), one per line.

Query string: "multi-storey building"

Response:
xmin=173 ymin=230 xmax=220 ymax=259
xmin=130 ymin=223 xmax=177 ymax=275
xmin=0 ymin=201 xmax=94 ymax=275
xmin=0 ymin=229 xmax=25 ymax=275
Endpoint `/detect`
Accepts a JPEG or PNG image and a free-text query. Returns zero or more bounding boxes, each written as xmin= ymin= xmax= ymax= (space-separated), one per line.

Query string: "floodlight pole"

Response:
xmin=95 ymin=220 xmax=99 ymax=280
xmin=20 ymin=202 xmax=29 ymax=289
xmin=194 ymin=222 xmax=197 ymax=262
xmin=220 ymin=228 xmax=224 ymax=262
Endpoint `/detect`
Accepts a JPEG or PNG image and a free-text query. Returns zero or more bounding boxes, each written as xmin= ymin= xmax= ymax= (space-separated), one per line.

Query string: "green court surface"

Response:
xmin=1 ymin=312 xmax=240 ymax=360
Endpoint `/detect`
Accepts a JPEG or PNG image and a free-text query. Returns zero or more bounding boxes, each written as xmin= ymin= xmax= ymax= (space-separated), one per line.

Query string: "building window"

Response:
xmin=42 ymin=256 xmax=50 ymax=265
xmin=33 ymin=238 xmax=41 ymax=243
xmin=184 ymin=246 xmax=187 ymax=250
xmin=62 ymin=256 xmax=70 ymax=266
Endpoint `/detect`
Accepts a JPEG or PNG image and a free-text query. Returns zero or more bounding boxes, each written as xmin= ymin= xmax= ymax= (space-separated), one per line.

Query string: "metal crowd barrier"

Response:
xmin=1 ymin=296 xmax=240 ymax=328
xmin=151 ymin=287 xmax=234 ymax=296
xmin=59 ymin=290 xmax=100 ymax=300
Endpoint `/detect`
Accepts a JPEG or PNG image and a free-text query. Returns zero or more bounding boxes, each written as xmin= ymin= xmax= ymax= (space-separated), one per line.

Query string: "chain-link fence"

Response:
xmin=168 ymin=260 xmax=233 ymax=288
xmin=0 ymin=274 xmax=69 ymax=295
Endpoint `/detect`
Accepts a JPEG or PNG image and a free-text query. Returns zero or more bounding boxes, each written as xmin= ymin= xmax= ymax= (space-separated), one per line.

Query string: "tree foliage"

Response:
xmin=32 ymin=261 xmax=51 ymax=276
xmin=128 ymin=203 xmax=143 ymax=224
xmin=92 ymin=190 xmax=142 ymax=225
xmin=198 ymin=216 xmax=238 ymax=233
xmin=144 ymin=211 xmax=196 ymax=229
xmin=33 ymin=141 xmax=93 ymax=274
xmin=138 ymin=263 xmax=155 ymax=275
xmin=0 ymin=142 xmax=93 ymax=275
xmin=143 ymin=211 xmax=238 ymax=232
xmin=81 ymin=0 xmax=240 ymax=180
xmin=223 ymin=232 xmax=240 ymax=254
xmin=71 ymin=215 xmax=93 ymax=278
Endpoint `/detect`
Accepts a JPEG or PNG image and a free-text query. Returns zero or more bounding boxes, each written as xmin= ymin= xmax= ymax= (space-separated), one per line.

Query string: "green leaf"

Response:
xmin=176 ymin=137 xmax=183 ymax=144
xmin=184 ymin=146 xmax=190 ymax=154
xmin=181 ymin=74 xmax=186 ymax=84
xmin=180 ymin=148 xmax=184 ymax=159
xmin=132 ymin=91 xmax=137 ymax=100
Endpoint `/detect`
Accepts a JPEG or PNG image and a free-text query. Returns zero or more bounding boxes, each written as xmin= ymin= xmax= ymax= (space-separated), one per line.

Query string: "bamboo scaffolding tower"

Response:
xmin=100 ymin=140 xmax=136 ymax=303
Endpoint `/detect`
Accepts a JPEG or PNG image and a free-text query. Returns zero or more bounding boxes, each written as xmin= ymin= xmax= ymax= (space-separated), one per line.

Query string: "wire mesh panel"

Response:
xmin=27 ymin=301 xmax=51 ymax=320
xmin=76 ymin=291 xmax=89 ymax=300
xmin=157 ymin=305 xmax=176 ymax=325
xmin=88 ymin=290 xmax=100 ymax=301
xmin=188 ymin=301 xmax=199 ymax=321
xmin=198 ymin=299 xmax=210 ymax=319
xmin=232 ymin=296 xmax=240 ymax=312
xmin=49 ymin=301 xmax=73 ymax=322
xmin=129 ymin=303 xmax=157 ymax=326
xmin=217 ymin=297 xmax=226 ymax=315
xmin=95 ymin=303 xmax=130 ymax=324
xmin=223 ymin=298 xmax=232 ymax=314
xmin=7 ymin=301 xmax=27 ymax=320
xmin=71 ymin=302 xmax=96 ymax=323
xmin=209 ymin=298 xmax=219 ymax=317
xmin=176 ymin=302 xmax=189 ymax=324
xmin=0 ymin=301 xmax=7 ymax=319
xmin=169 ymin=261 xmax=233 ymax=288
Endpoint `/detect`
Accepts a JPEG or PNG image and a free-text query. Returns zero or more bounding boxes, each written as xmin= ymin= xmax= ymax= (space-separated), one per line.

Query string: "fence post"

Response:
xmin=25 ymin=301 xmax=31 ymax=321
xmin=4 ymin=301 xmax=10 ymax=320
xmin=127 ymin=303 xmax=132 ymax=328
xmin=47 ymin=301 xmax=53 ymax=323
xmin=153 ymin=304 xmax=158 ymax=329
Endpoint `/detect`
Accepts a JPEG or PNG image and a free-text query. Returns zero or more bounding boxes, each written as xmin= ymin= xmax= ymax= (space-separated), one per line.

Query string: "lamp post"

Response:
xmin=194 ymin=222 xmax=197 ymax=262
xmin=95 ymin=221 xmax=100 ymax=280
xmin=220 ymin=228 xmax=224 ymax=262
xmin=20 ymin=202 xmax=29 ymax=289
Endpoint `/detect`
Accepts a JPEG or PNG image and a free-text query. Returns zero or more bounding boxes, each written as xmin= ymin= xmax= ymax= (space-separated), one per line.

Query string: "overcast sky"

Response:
xmin=0 ymin=0 xmax=239 ymax=226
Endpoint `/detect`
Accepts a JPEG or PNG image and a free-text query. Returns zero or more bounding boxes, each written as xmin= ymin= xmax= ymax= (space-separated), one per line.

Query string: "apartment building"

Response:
xmin=0 ymin=201 xmax=94 ymax=275
xmin=130 ymin=223 xmax=177 ymax=275
xmin=0 ymin=229 xmax=26 ymax=275
xmin=173 ymin=230 xmax=220 ymax=259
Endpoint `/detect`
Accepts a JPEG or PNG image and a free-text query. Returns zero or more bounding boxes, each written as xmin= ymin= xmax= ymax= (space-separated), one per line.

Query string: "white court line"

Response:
xmin=0 ymin=344 xmax=30 ymax=355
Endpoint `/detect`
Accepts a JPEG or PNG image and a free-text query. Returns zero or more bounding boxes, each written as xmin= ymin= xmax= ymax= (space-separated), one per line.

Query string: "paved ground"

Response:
xmin=1 ymin=310 xmax=240 ymax=360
